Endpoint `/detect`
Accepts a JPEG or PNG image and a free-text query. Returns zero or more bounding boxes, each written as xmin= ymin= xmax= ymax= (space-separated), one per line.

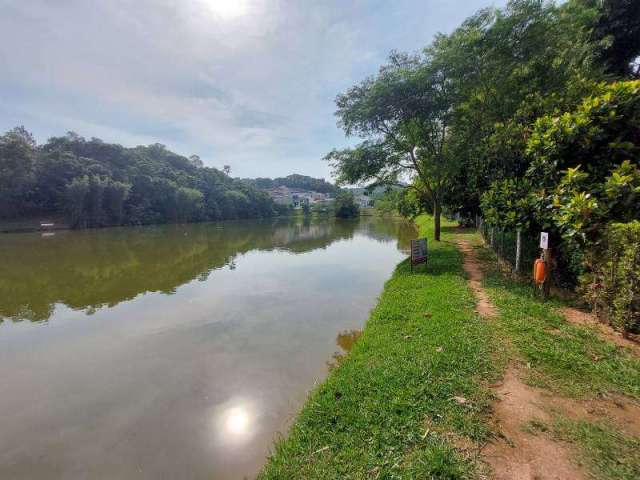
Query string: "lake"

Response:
xmin=0 ymin=217 xmax=414 ymax=479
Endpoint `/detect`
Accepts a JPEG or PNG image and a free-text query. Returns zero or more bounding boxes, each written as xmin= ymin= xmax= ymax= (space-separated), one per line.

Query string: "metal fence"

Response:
xmin=478 ymin=219 xmax=539 ymax=275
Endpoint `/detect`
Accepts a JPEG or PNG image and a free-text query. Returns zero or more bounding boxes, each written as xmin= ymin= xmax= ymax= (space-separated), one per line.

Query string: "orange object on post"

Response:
xmin=533 ymin=258 xmax=547 ymax=285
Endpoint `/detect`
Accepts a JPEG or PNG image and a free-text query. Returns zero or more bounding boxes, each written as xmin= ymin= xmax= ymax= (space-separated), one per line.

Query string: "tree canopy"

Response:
xmin=0 ymin=129 xmax=281 ymax=227
xmin=241 ymin=174 xmax=338 ymax=194
xmin=326 ymin=0 xmax=639 ymax=240
xmin=323 ymin=0 xmax=640 ymax=317
xmin=326 ymin=51 xmax=458 ymax=240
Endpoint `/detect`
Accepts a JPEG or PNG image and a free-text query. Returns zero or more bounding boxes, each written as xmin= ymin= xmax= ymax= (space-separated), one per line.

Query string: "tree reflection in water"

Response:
xmin=327 ymin=329 xmax=363 ymax=371
xmin=0 ymin=217 xmax=415 ymax=323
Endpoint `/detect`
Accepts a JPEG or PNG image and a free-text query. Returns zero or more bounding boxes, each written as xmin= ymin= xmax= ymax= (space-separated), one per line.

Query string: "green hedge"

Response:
xmin=583 ymin=222 xmax=640 ymax=334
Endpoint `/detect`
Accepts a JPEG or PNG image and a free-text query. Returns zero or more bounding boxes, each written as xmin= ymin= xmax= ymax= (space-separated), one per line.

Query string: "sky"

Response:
xmin=0 ymin=0 xmax=505 ymax=180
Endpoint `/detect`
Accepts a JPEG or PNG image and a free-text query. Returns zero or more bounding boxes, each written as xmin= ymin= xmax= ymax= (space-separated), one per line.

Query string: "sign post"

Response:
xmin=540 ymin=232 xmax=549 ymax=250
xmin=534 ymin=232 xmax=551 ymax=299
xmin=410 ymin=238 xmax=428 ymax=271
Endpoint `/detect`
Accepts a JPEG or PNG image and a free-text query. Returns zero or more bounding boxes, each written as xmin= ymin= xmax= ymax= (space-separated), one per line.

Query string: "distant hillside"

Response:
xmin=241 ymin=174 xmax=339 ymax=195
xmin=0 ymin=127 xmax=281 ymax=229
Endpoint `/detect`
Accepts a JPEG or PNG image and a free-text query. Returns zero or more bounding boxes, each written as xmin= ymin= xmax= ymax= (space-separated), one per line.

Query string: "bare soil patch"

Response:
xmin=454 ymin=236 xmax=640 ymax=479
xmin=482 ymin=367 xmax=586 ymax=480
xmin=561 ymin=307 xmax=640 ymax=355
xmin=483 ymin=365 xmax=640 ymax=479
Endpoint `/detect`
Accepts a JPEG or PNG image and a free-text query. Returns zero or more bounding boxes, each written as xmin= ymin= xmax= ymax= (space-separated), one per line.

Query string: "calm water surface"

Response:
xmin=0 ymin=217 xmax=414 ymax=479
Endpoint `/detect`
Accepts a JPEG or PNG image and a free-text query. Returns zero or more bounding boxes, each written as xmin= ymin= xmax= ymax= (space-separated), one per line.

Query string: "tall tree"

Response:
xmin=326 ymin=52 xmax=457 ymax=240
xmin=0 ymin=126 xmax=36 ymax=217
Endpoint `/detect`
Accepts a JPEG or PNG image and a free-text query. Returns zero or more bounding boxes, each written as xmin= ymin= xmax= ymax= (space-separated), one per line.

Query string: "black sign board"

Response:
xmin=410 ymin=238 xmax=427 ymax=270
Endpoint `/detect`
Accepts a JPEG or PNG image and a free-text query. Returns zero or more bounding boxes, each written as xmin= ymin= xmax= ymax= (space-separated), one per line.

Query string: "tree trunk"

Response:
xmin=433 ymin=201 xmax=441 ymax=241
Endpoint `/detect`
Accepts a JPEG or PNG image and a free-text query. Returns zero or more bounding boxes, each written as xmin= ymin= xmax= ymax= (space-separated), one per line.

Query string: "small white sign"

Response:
xmin=540 ymin=232 xmax=549 ymax=249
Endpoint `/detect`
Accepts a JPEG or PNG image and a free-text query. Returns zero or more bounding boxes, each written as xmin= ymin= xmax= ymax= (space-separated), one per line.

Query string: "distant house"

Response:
xmin=312 ymin=192 xmax=330 ymax=202
xmin=267 ymin=186 xmax=331 ymax=208
xmin=267 ymin=186 xmax=293 ymax=206
xmin=355 ymin=195 xmax=371 ymax=208
xmin=291 ymin=193 xmax=309 ymax=208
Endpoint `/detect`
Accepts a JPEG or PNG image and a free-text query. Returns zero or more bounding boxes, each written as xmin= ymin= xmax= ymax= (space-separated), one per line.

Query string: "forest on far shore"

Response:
xmin=0 ymin=129 xmax=289 ymax=228
xmin=240 ymin=174 xmax=339 ymax=195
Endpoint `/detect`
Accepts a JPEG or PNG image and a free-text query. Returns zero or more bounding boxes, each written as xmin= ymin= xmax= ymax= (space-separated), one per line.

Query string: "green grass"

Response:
xmin=259 ymin=217 xmax=497 ymax=479
xmin=472 ymin=235 xmax=640 ymax=400
xmin=524 ymin=416 xmax=640 ymax=480
xmin=551 ymin=418 xmax=640 ymax=480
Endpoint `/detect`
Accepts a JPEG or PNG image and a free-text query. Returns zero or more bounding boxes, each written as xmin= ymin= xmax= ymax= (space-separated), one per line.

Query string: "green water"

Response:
xmin=0 ymin=217 xmax=414 ymax=479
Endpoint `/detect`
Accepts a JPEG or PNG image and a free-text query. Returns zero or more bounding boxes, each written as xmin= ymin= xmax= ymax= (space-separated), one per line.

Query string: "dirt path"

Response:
xmin=456 ymin=239 xmax=496 ymax=318
xmin=455 ymin=238 xmax=586 ymax=480
xmin=484 ymin=367 xmax=585 ymax=480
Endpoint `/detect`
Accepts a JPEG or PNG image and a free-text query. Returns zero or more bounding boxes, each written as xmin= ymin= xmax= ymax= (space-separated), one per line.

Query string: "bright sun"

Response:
xmin=202 ymin=0 xmax=249 ymax=19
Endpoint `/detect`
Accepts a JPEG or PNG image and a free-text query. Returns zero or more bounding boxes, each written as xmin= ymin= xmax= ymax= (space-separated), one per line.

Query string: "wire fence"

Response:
xmin=478 ymin=219 xmax=539 ymax=275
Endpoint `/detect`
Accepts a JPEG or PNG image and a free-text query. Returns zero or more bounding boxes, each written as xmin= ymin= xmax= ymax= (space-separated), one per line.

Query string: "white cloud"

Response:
xmin=0 ymin=0 xmax=504 ymax=178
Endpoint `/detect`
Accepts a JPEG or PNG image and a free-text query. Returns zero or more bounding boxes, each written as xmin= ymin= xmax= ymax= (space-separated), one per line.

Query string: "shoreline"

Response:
xmin=0 ymin=211 xmax=387 ymax=235
xmin=258 ymin=215 xmax=496 ymax=478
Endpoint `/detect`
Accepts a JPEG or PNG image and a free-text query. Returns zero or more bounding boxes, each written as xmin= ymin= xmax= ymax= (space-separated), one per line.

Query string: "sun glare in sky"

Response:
xmin=202 ymin=0 xmax=249 ymax=19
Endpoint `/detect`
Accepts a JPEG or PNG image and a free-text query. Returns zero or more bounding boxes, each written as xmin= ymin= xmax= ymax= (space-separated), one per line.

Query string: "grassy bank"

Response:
xmin=259 ymin=216 xmax=498 ymax=479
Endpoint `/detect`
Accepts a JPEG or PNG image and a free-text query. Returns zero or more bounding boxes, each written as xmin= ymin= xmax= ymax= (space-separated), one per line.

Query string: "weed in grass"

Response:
xmin=521 ymin=419 xmax=549 ymax=435
xmin=552 ymin=417 xmax=640 ymax=480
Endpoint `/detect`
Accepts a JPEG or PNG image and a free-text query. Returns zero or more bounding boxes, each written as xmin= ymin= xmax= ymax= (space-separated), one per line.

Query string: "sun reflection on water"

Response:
xmin=213 ymin=400 xmax=256 ymax=446
xmin=225 ymin=407 xmax=249 ymax=435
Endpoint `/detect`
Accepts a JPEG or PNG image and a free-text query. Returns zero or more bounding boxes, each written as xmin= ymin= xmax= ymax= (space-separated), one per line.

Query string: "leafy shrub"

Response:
xmin=310 ymin=202 xmax=332 ymax=216
xmin=526 ymin=80 xmax=640 ymax=230
xmin=334 ymin=192 xmax=359 ymax=218
xmin=480 ymin=178 xmax=533 ymax=231
xmin=526 ymin=80 xmax=640 ymax=191
xmin=582 ymin=222 xmax=640 ymax=334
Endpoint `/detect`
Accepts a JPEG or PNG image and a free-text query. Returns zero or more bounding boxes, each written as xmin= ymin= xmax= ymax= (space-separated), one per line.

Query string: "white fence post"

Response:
xmin=490 ymin=226 xmax=495 ymax=247
xmin=515 ymin=228 xmax=522 ymax=273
